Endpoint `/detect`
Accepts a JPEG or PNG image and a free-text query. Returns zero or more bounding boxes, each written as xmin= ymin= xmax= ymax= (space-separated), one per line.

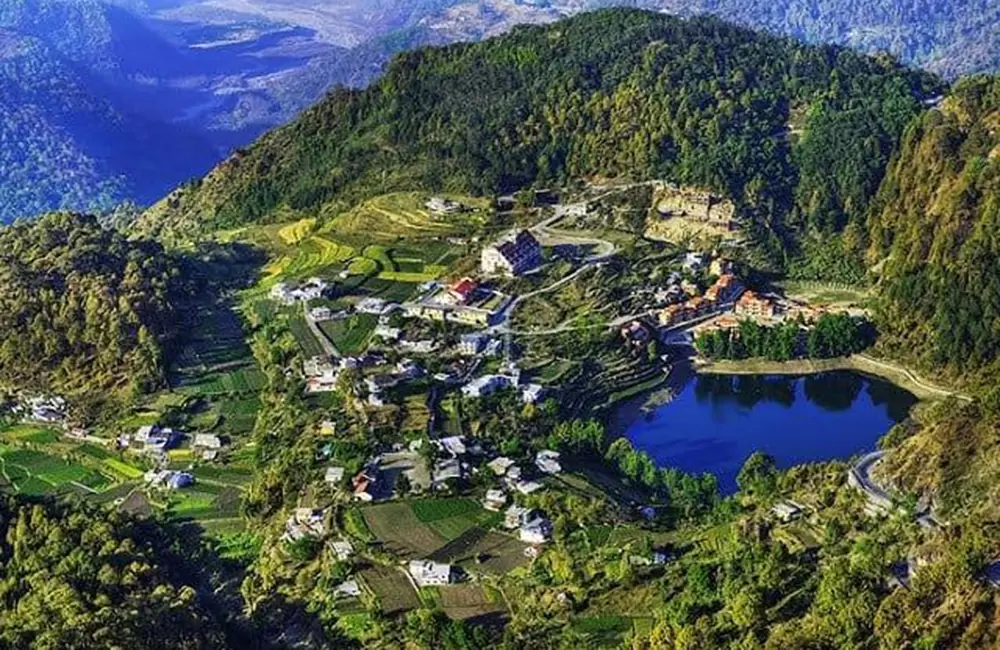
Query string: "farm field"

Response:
xmin=454 ymin=531 xmax=530 ymax=574
xmin=360 ymin=564 xmax=420 ymax=615
xmin=319 ymin=314 xmax=378 ymax=355
xmin=434 ymin=584 xmax=507 ymax=621
xmin=361 ymin=498 xmax=498 ymax=559
xmin=0 ymin=446 xmax=112 ymax=496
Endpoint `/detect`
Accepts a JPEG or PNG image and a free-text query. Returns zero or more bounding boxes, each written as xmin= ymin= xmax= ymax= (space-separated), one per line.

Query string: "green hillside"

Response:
xmin=0 ymin=213 xmax=185 ymax=397
xmin=142 ymin=9 xmax=940 ymax=262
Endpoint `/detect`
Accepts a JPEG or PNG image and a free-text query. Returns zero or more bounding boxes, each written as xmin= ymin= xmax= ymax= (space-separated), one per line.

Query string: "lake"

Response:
xmin=615 ymin=371 xmax=918 ymax=493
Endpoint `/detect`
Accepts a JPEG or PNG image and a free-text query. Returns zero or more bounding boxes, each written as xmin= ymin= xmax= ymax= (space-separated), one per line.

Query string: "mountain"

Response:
xmin=868 ymin=76 xmax=1000 ymax=379
xmin=141 ymin=8 xmax=940 ymax=268
xmin=0 ymin=0 xmax=219 ymax=222
xmin=4 ymin=0 xmax=1000 ymax=223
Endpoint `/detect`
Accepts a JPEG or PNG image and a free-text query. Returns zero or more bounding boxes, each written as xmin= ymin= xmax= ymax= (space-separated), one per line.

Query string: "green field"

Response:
xmin=319 ymin=314 xmax=378 ymax=355
xmin=0 ymin=447 xmax=113 ymax=495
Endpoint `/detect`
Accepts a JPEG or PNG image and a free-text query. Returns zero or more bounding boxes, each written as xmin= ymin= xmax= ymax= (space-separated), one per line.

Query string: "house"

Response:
xmin=352 ymin=463 xmax=380 ymax=502
xmin=483 ymin=489 xmax=507 ymax=512
xmin=437 ymin=436 xmax=468 ymax=457
xmin=270 ymin=282 xmax=295 ymax=304
xmin=735 ymin=291 xmax=778 ymax=319
xmin=333 ymin=580 xmax=362 ymax=598
xmin=658 ymin=304 xmax=692 ymax=327
xmin=309 ymin=306 xmax=333 ymax=321
xmin=356 ymin=297 xmax=388 ymax=314
xmin=620 ymin=321 xmax=652 ymax=348
xmin=504 ymin=505 xmax=530 ymax=529
xmin=398 ymin=339 xmax=439 ymax=354
xmin=193 ymin=434 xmax=222 ymax=451
xmin=704 ymin=274 xmax=744 ymax=304
xmin=481 ymin=230 xmax=543 ymax=277
xmin=682 ymin=252 xmax=709 ymax=272
xmin=330 ymin=539 xmax=354 ymax=561
xmin=306 ymin=370 xmax=339 ymax=394
xmin=461 ymin=375 xmax=511 ymax=399
xmin=426 ymin=197 xmax=463 ymax=214
xmin=521 ymin=383 xmax=546 ymax=405
xmin=458 ymin=333 xmax=487 ymax=356
xmin=136 ymin=425 xmax=181 ymax=453
xmin=535 ymin=450 xmax=562 ymax=475
xmin=771 ymin=501 xmax=803 ymax=523
xmin=320 ymin=420 xmax=337 ymax=436
xmin=374 ymin=325 xmax=402 ymax=342
xmin=409 ymin=560 xmax=454 ymax=587
xmin=396 ymin=359 xmax=423 ymax=380
xmin=518 ymin=510 xmax=552 ymax=545
xmin=446 ymin=277 xmax=479 ymax=305
xmin=283 ymin=508 xmax=326 ymax=542
xmin=710 ymin=258 xmax=735 ymax=276
xmin=488 ymin=456 xmax=516 ymax=476
xmin=484 ymin=339 xmax=504 ymax=357
xmin=325 ymin=466 xmax=346 ymax=487
xmin=304 ymin=356 xmax=336 ymax=378
xmin=168 ymin=472 xmax=194 ymax=490
xmin=433 ymin=458 xmax=463 ymax=485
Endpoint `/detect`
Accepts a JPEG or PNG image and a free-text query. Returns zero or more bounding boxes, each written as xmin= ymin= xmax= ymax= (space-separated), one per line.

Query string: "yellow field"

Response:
xmin=277 ymin=218 xmax=317 ymax=245
xmin=326 ymin=192 xmax=485 ymax=239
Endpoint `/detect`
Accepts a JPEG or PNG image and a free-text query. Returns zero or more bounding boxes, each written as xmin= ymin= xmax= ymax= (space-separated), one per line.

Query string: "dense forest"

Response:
xmin=143 ymin=9 xmax=940 ymax=264
xmin=0 ymin=495 xmax=237 ymax=649
xmin=0 ymin=1 xmax=219 ymax=222
xmin=0 ymin=213 xmax=184 ymax=396
xmin=645 ymin=0 xmax=1000 ymax=80
xmin=868 ymin=76 xmax=1000 ymax=378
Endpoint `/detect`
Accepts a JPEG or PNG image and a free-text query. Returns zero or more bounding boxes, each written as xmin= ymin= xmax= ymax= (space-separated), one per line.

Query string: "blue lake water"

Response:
xmin=616 ymin=371 xmax=918 ymax=493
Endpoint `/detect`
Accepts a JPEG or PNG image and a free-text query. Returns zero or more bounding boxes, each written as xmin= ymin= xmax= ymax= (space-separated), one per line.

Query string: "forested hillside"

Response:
xmin=0 ymin=0 xmax=218 ymax=222
xmin=0 ymin=496 xmax=235 ymax=649
xmin=143 ymin=9 xmax=940 ymax=263
xmin=868 ymin=77 xmax=1000 ymax=377
xmin=646 ymin=0 xmax=1000 ymax=80
xmin=0 ymin=213 xmax=185 ymax=396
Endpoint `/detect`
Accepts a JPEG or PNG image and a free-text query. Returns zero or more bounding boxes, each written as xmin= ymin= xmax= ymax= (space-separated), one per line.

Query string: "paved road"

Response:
xmin=855 ymin=354 xmax=971 ymax=402
xmin=848 ymin=450 xmax=894 ymax=513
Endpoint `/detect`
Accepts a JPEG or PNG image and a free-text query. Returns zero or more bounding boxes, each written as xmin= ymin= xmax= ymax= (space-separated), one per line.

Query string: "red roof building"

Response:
xmin=448 ymin=277 xmax=479 ymax=304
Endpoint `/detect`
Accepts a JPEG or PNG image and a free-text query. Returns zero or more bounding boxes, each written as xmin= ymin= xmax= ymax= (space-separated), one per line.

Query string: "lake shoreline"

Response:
xmin=693 ymin=354 xmax=967 ymax=402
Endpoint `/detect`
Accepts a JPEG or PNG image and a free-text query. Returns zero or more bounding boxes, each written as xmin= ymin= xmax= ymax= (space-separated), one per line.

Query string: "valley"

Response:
xmin=3 ymin=6 xmax=1000 ymax=649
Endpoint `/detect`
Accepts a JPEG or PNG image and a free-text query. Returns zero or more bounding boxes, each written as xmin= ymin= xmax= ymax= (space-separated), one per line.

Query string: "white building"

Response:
xmin=426 ymin=197 xmax=463 ymax=214
xmin=519 ymin=511 xmax=552 ymax=545
xmin=310 ymin=306 xmax=333 ymax=321
xmin=409 ymin=560 xmax=454 ymax=587
xmin=374 ymin=325 xmax=402 ymax=341
xmin=504 ymin=505 xmax=529 ymax=530
xmin=433 ymin=458 xmax=463 ymax=485
xmin=521 ymin=383 xmax=546 ymax=405
xmin=481 ymin=230 xmax=543 ymax=277
xmin=516 ymin=480 xmax=543 ymax=495
xmin=437 ymin=436 xmax=467 ymax=457
xmin=487 ymin=456 xmax=516 ymax=477
xmin=461 ymin=375 xmax=511 ymax=399
xmin=330 ymin=539 xmax=354 ymax=561
xmin=333 ymin=580 xmax=362 ymax=598
xmin=458 ymin=333 xmax=487 ymax=356
xmin=483 ymin=489 xmax=507 ymax=512
xmin=356 ymin=297 xmax=388 ymax=314
xmin=535 ymin=450 xmax=562 ymax=475
xmin=325 ymin=466 xmax=346 ymax=487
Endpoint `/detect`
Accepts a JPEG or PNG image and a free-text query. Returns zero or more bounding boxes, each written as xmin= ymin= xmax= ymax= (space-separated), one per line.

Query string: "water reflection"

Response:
xmin=620 ymin=371 xmax=918 ymax=493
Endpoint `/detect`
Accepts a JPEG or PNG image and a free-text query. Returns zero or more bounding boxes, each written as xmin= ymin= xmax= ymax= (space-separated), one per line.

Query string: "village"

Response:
xmin=0 ymin=184 xmax=890 ymax=634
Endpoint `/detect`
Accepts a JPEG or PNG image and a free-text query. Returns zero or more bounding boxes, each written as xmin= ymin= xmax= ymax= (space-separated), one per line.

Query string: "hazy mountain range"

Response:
xmin=4 ymin=0 xmax=1000 ymax=222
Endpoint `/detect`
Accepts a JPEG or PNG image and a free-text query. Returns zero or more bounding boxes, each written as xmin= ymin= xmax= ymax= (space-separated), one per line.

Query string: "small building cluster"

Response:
xmin=282 ymin=508 xmax=327 ymax=542
xmin=659 ymin=272 xmax=744 ymax=327
xmin=270 ymin=277 xmax=329 ymax=305
xmin=145 ymin=469 xmax=194 ymax=490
